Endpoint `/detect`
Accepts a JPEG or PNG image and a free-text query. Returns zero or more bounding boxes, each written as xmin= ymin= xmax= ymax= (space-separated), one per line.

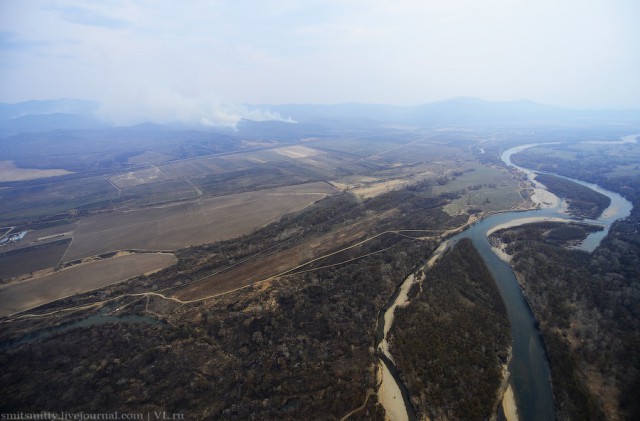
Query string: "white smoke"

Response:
xmin=97 ymin=89 xmax=295 ymax=129
xmin=199 ymin=104 xmax=296 ymax=129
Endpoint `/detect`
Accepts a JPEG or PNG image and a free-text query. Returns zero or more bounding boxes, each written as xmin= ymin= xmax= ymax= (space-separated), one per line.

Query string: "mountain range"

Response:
xmin=0 ymin=97 xmax=638 ymax=137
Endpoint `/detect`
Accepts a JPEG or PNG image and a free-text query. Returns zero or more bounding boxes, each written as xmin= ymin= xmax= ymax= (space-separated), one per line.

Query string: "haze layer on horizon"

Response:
xmin=1 ymin=0 xmax=639 ymax=126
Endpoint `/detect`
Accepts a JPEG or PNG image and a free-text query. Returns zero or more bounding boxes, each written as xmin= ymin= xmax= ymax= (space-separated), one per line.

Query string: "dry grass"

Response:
xmin=108 ymin=167 xmax=167 ymax=188
xmin=353 ymin=172 xmax=436 ymax=198
xmin=240 ymin=140 xmax=278 ymax=148
xmin=126 ymin=151 xmax=174 ymax=165
xmin=273 ymin=145 xmax=324 ymax=159
xmin=173 ymin=210 xmax=393 ymax=301
xmin=0 ymin=160 xmax=73 ymax=182
xmin=63 ymin=182 xmax=337 ymax=261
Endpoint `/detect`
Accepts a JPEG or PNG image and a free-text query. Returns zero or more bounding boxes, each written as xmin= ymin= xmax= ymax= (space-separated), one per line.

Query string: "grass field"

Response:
xmin=431 ymin=163 xmax=523 ymax=215
xmin=63 ymin=182 xmax=337 ymax=261
xmin=0 ymin=252 xmax=177 ymax=316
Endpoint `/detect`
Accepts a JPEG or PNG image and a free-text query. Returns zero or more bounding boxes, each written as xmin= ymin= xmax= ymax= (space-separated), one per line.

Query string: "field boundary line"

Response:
xmin=1 ymin=222 xmax=451 ymax=321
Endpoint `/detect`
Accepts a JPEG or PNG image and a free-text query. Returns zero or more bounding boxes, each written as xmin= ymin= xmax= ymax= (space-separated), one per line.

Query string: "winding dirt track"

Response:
xmin=0 ymin=253 xmax=177 ymax=317
xmin=1 ymin=225 xmax=454 ymax=322
xmin=0 ymin=211 xmax=488 ymax=324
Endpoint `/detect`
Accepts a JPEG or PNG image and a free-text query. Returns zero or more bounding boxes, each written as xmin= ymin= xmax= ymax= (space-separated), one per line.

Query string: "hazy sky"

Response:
xmin=1 ymin=0 xmax=639 ymax=124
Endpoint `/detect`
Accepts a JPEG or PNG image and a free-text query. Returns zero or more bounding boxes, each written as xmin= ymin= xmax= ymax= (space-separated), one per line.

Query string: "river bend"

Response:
xmin=377 ymin=135 xmax=635 ymax=421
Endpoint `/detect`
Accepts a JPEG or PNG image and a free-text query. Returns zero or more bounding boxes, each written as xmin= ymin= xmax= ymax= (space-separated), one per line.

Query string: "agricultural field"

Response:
xmin=0 ymin=239 xmax=70 ymax=281
xmin=296 ymin=154 xmax=373 ymax=177
xmin=157 ymin=156 xmax=227 ymax=179
xmin=115 ymin=146 xmax=328 ymax=188
xmin=0 ymin=128 xmax=509 ymax=320
xmin=116 ymin=179 xmax=199 ymax=208
xmin=63 ymin=182 xmax=338 ymax=261
xmin=0 ymin=153 xmax=332 ymax=226
xmin=192 ymin=166 xmax=315 ymax=197
xmin=0 ymin=131 xmax=505 ymax=301
xmin=0 ymin=222 xmax=75 ymax=255
xmin=126 ymin=151 xmax=174 ymax=165
xmin=0 ymin=176 xmax=118 ymax=223
xmin=0 ymin=135 xmax=469 ymax=226
xmin=362 ymin=140 xmax=463 ymax=165
xmin=272 ymin=145 xmax=324 ymax=158
xmin=0 ymin=252 xmax=177 ymax=316
xmin=310 ymin=135 xmax=418 ymax=158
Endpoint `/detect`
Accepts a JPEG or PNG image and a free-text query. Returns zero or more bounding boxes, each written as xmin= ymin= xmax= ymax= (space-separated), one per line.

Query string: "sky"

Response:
xmin=1 ymin=0 xmax=639 ymax=125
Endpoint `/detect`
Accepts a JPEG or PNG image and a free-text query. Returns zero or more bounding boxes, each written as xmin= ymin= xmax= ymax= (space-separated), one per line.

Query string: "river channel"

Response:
xmin=378 ymin=135 xmax=635 ymax=420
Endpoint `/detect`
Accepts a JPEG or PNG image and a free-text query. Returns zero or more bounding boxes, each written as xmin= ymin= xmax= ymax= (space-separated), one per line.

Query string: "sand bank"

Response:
xmin=377 ymin=363 xmax=409 ymax=421
xmin=486 ymin=216 xmax=568 ymax=237
xmin=502 ymin=384 xmax=519 ymax=421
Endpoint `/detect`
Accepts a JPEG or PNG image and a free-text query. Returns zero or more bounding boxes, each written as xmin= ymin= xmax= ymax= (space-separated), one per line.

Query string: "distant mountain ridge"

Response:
xmin=0 ymin=99 xmax=104 ymax=137
xmin=263 ymin=97 xmax=640 ymax=127
xmin=1 ymin=97 xmax=638 ymax=137
xmin=0 ymin=99 xmax=99 ymax=120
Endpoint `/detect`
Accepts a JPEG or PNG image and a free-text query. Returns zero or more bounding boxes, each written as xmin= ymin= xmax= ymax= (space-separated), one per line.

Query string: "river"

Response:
xmin=0 ymin=305 xmax=159 ymax=351
xmin=377 ymin=135 xmax=635 ymax=420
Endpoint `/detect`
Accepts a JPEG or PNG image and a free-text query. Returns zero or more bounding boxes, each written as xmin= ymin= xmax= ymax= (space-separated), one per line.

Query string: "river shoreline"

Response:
xmin=486 ymin=216 xmax=569 ymax=237
xmin=376 ymin=136 xmax=634 ymax=420
xmin=377 ymin=359 xmax=410 ymax=421
xmin=378 ymin=273 xmax=420 ymax=363
xmin=376 ymin=241 xmax=449 ymax=420
xmin=501 ymin=384 xmax=519 ymax=421
xmin=376 ymin=272 xmax=419 ymax=421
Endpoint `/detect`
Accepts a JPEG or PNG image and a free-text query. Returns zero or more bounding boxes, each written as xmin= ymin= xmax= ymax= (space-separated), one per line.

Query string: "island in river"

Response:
xmin=490 ymin=139 xmax=640 ymax=420
xmin=390 ymin=238 xmax=512 ymax=420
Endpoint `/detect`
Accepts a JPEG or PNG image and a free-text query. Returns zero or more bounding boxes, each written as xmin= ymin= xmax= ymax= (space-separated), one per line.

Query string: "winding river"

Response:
xmin=378 ymin=135 xmax=636 ymax=420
